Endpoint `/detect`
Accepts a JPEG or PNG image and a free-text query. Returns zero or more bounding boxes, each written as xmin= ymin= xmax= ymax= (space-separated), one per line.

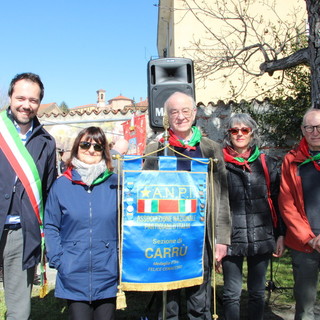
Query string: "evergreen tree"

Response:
xmin=59 ymin=101 xmax=69 ymax=114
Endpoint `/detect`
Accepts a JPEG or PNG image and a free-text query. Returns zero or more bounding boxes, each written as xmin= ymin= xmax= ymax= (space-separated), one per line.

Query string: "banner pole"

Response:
xmin=163 ymin=114 xmax=169 ymax=157
xmin=162 ymin=291 xmax=167 ymax=320
xmin=162 ymin=114 xmax=170 ymax=320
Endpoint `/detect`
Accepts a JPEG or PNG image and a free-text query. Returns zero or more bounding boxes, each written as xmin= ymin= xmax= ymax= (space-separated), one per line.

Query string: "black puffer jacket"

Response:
xmin=225 ymin=149 xmax=284 ymax=256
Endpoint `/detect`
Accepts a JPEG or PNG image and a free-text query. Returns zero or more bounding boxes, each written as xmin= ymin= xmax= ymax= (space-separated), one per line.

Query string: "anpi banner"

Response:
xmin=120 ymin=156 xmax=208 ymax=291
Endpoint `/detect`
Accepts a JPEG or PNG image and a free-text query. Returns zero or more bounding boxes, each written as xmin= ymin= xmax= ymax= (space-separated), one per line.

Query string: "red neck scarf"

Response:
xmin=298 ymin=137 xmax=320 ymax=171
xmin=223 ymin=145 xmax=260 ymax=172
xmin=63 ymin=166 xmax=112 ymax=185
xmin=160 ymin=127 xmax=202 ymax=150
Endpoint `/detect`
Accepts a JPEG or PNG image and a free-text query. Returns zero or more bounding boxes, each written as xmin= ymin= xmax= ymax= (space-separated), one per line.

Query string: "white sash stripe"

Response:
xmin=0 ymin=116 xmax=42 ymax=210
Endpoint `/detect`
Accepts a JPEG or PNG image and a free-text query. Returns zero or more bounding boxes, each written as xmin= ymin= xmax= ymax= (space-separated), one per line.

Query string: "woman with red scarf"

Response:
xmin=221 ymin=113 xmax=285 ymax=320
xmin=44 ymin=127 xmax=118 ymax=320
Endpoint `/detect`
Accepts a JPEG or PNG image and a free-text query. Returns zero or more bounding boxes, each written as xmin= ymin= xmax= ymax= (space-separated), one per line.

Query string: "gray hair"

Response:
xmin=223 ymin=113 xmax=260 ymax=147
xmin=302 ymin=107 xmax=320 ymax=125
xmin=163 ymin=92 xmax=196 ymax=113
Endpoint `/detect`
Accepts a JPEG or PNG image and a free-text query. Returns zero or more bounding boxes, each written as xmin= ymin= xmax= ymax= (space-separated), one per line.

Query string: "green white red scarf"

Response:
xmin=160 ymin=126 xmax=202 ymax=150
xmin=223 ymin=145 xmax=260 ymax=172
xmin=63 ymin=166 xmax=113 ymax=185
xmin=0 ymin=111 xmax=47 ymax=297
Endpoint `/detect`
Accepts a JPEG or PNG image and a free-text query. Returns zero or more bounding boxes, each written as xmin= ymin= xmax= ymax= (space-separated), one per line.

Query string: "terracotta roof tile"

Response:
xmin=109 ymin=95 xmax=132 ymax=102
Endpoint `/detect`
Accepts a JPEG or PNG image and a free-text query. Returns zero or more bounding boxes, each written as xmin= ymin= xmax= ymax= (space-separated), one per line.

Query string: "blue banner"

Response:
xmin=120 ymin=156 xmax=209 ymax=291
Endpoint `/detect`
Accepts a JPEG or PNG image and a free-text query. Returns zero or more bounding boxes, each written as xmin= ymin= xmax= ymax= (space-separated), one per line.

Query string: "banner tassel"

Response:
xmin=116 ymin=286 xmax=127 ymax=310
xmin=39 ymin=235 xmax=48 ymax=298
xmin=39 ymin=281 xmax=48 ymax=298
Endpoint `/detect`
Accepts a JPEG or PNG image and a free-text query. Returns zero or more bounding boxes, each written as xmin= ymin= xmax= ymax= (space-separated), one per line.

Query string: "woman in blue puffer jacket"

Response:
xmin=45 ymin=127 xmax=119 ymax=320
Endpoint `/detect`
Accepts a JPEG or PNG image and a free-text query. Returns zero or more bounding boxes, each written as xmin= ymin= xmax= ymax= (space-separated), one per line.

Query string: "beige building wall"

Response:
xmin=157 ymin=0 xmax=307 ymax=105
xmin=108 ymin=97 xmax=134 ymax=110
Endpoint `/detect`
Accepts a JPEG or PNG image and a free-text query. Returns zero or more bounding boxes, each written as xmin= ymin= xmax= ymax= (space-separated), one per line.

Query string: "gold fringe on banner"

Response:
xmin=209 ymin=158 xmax=219 ymax=319
xmin=116 ymin=156 xmax=127 ymax=310
xmin=121 ymin=276 xmax=203 ymax=292
xmin=116 ymin=146 xmax=215 ymax=312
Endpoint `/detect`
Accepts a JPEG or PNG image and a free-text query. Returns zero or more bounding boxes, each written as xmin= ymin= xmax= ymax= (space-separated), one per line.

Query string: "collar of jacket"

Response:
xmin=6 ymin=107 xmax=44 ymax=140
xmin=63 ymin=167 xmax=113 ymax=186
xmin=290 ymin=139 xmax=312 ymax=164
xmin=63 ymin=167 xmax=86 ymax=185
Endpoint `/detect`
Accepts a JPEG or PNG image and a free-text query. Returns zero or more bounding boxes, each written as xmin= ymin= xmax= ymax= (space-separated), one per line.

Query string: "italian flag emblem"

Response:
xmin=137 ymin=199 xmax=197 ymax=213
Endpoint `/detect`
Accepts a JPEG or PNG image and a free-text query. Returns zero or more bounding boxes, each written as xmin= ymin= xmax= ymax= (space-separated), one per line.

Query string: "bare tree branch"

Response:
xmin=178 ymin=0 xmax=307 ymax=100
xmin=260 ymin=48 xmax=310 ymax=76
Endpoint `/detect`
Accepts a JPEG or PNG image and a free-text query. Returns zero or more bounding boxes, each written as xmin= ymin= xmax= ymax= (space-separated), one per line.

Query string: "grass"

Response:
xmin=214 ymin=250 xmax=296 ymax=318
xmin=0 ymin=251 xmax=296 ymax=319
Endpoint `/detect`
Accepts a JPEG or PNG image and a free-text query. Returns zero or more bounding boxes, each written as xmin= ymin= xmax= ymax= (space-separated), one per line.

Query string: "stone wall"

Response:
xmin=38 ymin=102 xmax=295 ymax=161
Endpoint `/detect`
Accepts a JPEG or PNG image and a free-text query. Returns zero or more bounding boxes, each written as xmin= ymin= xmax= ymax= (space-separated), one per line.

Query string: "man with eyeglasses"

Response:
xmin=144 ymin=91 xmax=231 ymax=319
xmin=0 ymin=73 xmax=57 ymax=319
xmin=279 ymin=107 xmax=320 ymax=320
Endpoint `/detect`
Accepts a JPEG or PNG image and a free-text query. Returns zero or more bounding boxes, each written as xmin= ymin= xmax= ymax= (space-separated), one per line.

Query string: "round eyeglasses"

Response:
xmin=303 ymin=125 xmax=320 ymax=133
xmin=169 ymin=108 xmax=193 ymax=118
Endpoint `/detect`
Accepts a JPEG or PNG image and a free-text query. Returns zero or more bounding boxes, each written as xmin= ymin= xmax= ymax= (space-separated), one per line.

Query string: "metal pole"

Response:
xmin=163 ymin=114 xmax=169 ymax=157
xmin=161 ymin=114 xmax=170 ymax=320
xmin=162 ymin=291 xmax=167 ymax=320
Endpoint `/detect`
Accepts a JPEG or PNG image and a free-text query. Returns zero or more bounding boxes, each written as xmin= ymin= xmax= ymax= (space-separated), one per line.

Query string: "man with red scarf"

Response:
xmin=144 ymin=91 xmax=231 ymax=319
xmin=279 ymin=107 xmax=320 ymax=320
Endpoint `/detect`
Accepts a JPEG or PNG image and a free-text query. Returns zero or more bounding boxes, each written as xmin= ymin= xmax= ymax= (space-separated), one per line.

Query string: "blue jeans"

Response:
xmin=222 ymin=254 xmax=270 ymax=320
xmin=291 ymin=249 xmax=320 ymax=320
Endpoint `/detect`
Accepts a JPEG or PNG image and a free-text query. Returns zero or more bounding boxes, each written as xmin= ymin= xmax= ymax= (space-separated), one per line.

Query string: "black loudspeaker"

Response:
xmin=147 ymin=58 xmax=195 ymax=130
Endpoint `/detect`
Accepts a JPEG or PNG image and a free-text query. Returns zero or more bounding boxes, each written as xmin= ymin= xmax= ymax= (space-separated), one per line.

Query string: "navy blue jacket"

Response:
xmin=44 ymin=169 xmax=119 ymax=302
xmin=0 ymin=109 xmax=57 ymax=269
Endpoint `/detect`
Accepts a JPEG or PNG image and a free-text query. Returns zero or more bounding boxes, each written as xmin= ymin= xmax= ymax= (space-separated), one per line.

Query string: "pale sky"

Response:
xmin=0 ymin=0 xmax=159 ymax=108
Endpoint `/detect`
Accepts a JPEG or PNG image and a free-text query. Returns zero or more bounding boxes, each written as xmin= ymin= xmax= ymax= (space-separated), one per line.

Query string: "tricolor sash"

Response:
xmin=0 ymin=111 xmax=47 ymax=297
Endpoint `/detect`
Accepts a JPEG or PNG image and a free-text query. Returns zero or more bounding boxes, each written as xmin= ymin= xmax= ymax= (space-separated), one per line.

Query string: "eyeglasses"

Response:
xmin=228 ymin=127 xmax=252 ymax=135
xmin=303 ymin=125 xmax=320 ymax=133
xmin=169 ymin=108 xmax=193 ymax=118
xmin=79 ymin=141 xmax=104 ymax=152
